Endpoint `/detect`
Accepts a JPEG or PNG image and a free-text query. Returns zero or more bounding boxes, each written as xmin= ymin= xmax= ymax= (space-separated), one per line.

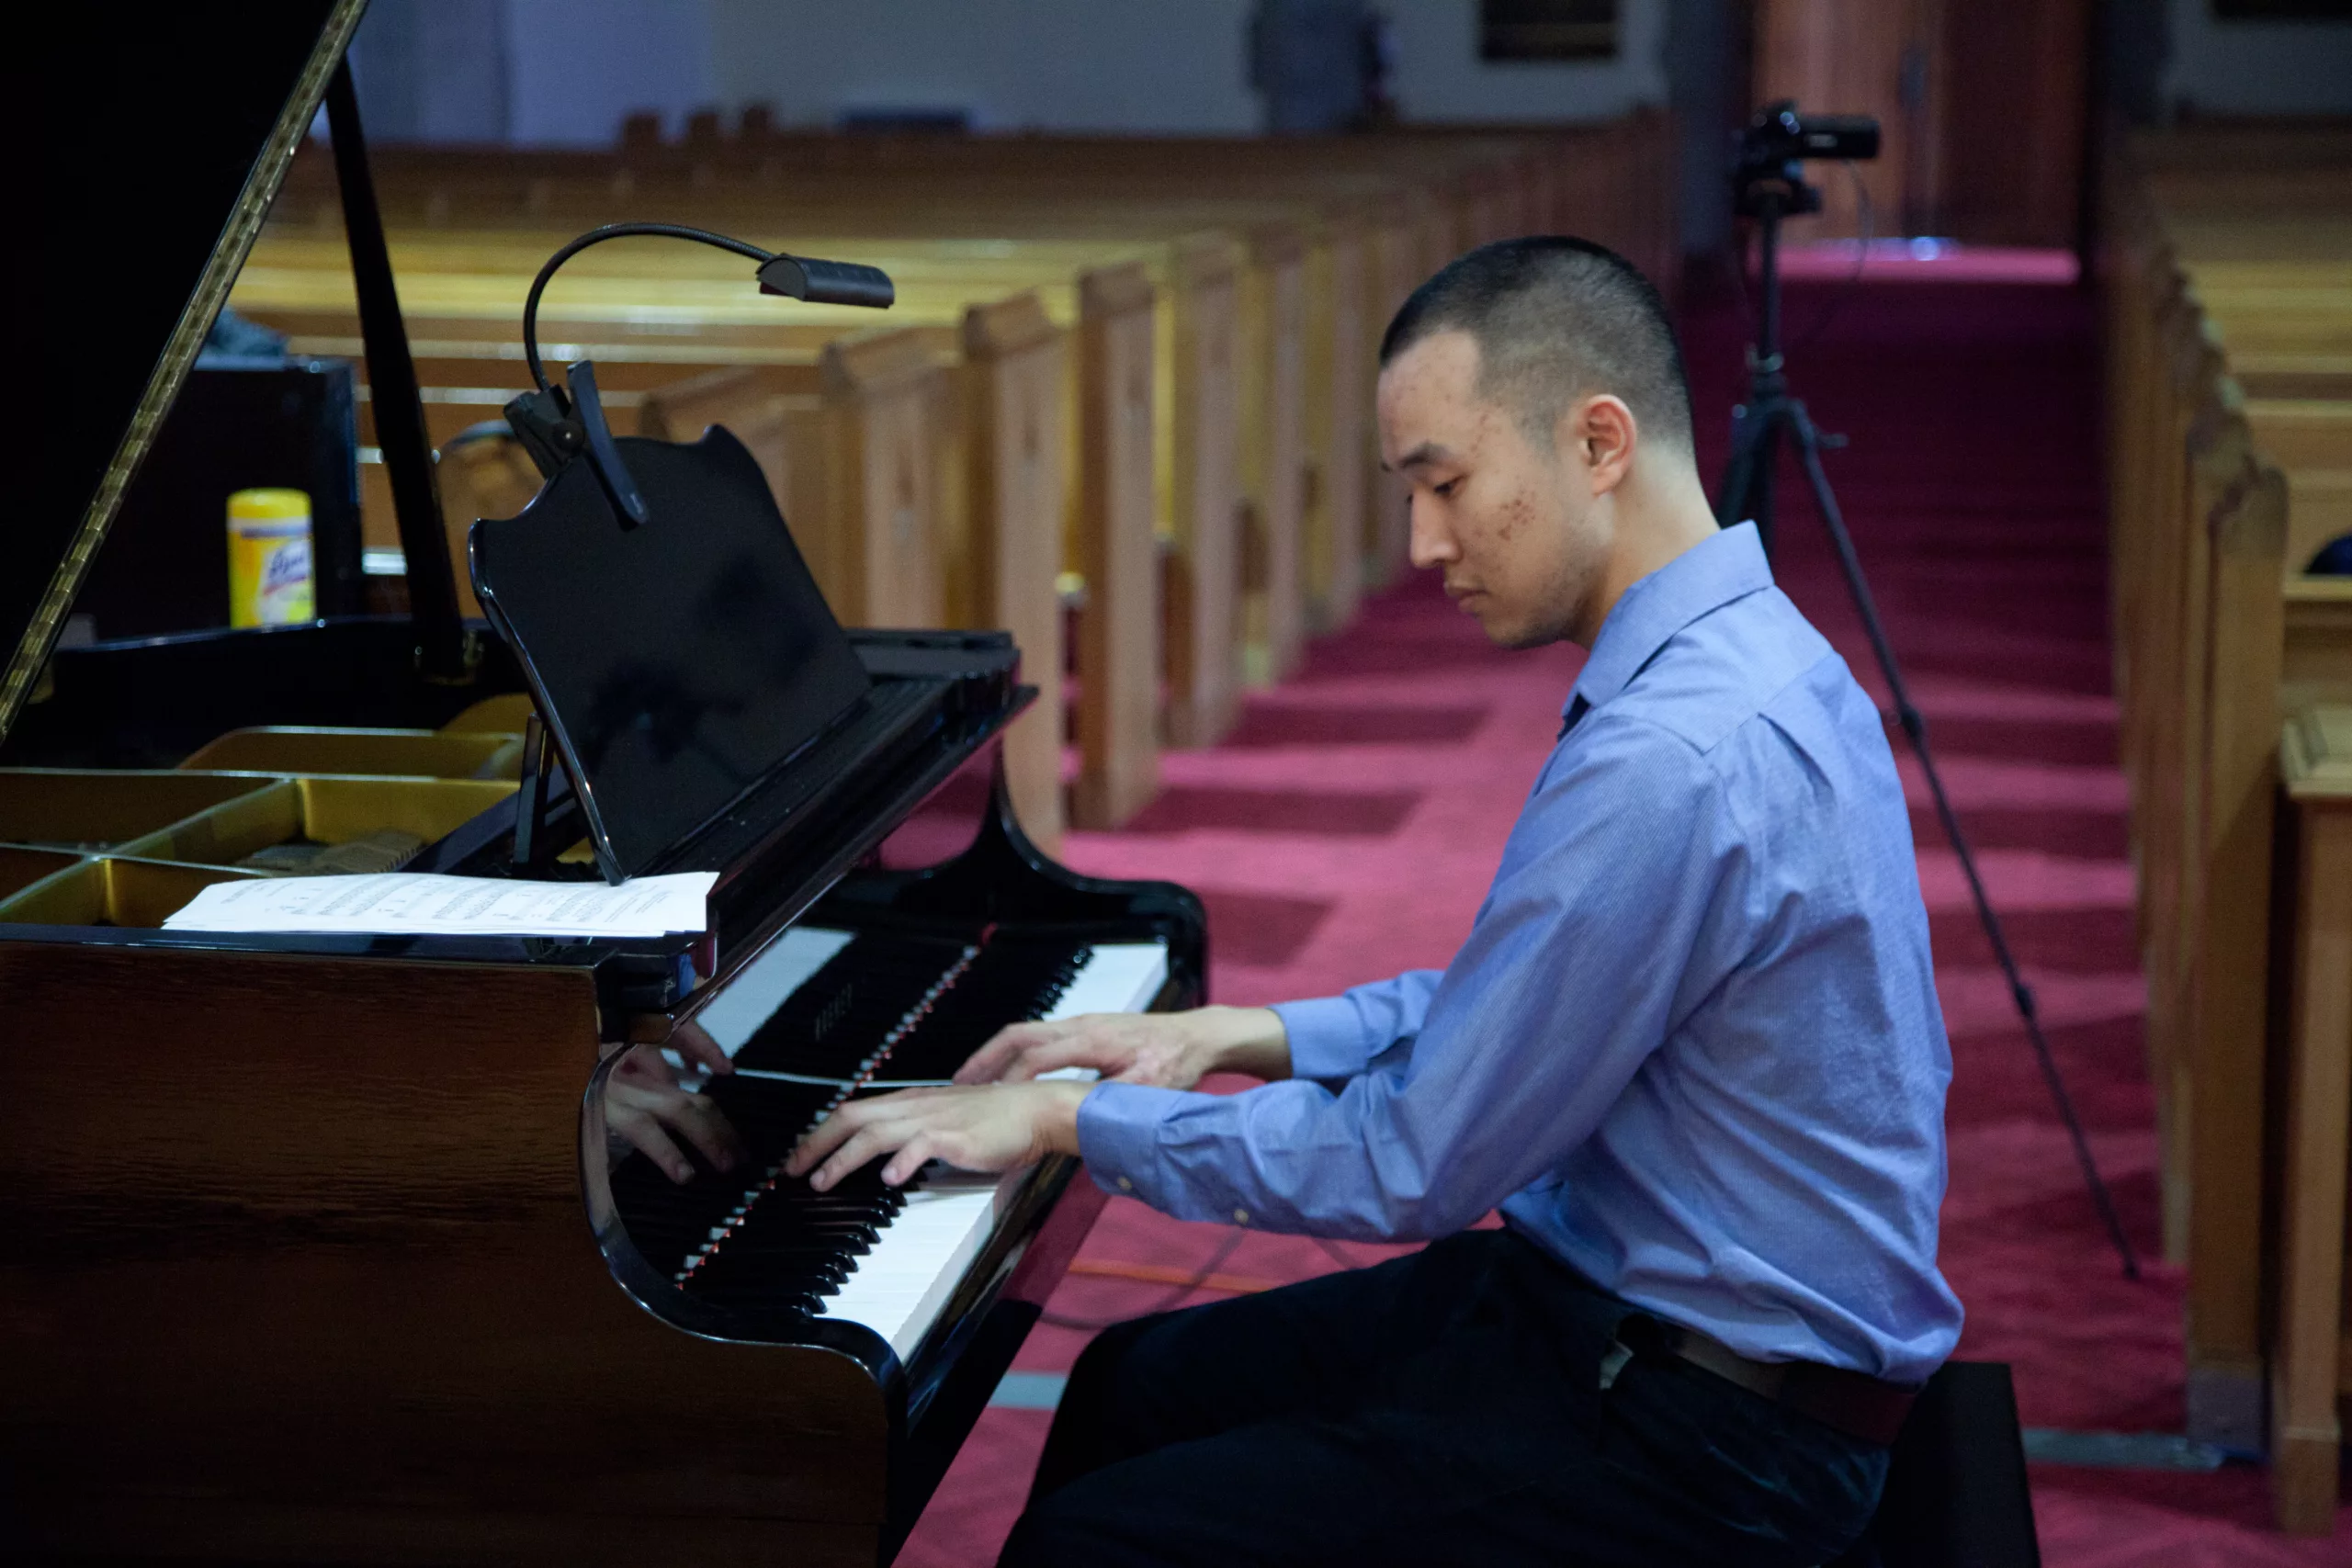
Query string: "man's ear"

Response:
xmin=1567 ymin=395 xmax=1638 ymax=495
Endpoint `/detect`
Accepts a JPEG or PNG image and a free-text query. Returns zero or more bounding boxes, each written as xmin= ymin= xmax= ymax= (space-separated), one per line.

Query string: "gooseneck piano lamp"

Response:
xmin=501 ymin=223 xmax=896 ymax=526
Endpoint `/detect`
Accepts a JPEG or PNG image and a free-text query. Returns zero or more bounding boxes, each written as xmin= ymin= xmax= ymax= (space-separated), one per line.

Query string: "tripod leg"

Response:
xmin=1786 ymin=404 xmax=2143 ymax=1280
xmin=1717 ymin=409 xmax=1760 ymax=531
xmin=1716 ymin=404 xmax=1781 ymax=557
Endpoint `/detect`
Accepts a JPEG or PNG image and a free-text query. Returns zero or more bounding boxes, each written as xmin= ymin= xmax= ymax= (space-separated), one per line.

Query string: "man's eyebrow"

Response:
xmin=1384 ymin=441 xmax=1457 ymax=474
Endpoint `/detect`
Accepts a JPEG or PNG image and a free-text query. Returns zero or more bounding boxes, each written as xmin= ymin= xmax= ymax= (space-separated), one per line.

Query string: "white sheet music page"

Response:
xmin=160 ymin=872 xmax=719 ymax=939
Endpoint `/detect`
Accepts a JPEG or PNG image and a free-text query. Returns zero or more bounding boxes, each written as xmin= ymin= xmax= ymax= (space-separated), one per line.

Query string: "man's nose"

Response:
xmin=1407 ymin=495 xmax=1456 ymax=571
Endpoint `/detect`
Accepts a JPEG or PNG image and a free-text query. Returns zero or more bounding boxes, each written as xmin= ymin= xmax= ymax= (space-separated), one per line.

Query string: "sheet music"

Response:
xmin=161 ymin=871 xmax=719 ymax=939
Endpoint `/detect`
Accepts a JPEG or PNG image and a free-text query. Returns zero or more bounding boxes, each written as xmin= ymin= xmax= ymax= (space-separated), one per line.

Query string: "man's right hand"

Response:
xmin=955 ymin=1005 xmax=1291 ymax=1091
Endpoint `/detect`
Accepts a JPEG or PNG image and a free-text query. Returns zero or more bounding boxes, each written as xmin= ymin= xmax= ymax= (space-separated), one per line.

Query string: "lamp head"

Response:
xmin=756 ymin=254 xmax=896 ymax=309
xmin=504 ymin=225 xmax=898 ymax=524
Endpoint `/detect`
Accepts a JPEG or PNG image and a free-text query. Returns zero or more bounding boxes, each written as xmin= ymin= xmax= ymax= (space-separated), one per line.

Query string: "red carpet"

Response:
xmin=896 ymin=277 xmax=2352 ymax=1565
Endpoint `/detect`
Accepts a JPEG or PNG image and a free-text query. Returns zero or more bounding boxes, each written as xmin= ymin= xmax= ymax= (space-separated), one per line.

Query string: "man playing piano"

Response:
xmin=788 ymin=237 xmax=1961 ymax=1568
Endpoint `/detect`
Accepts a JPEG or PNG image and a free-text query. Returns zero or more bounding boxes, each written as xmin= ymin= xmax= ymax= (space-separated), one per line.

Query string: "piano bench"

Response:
xmin=1826 ymin=1361 xmax=2041 ymax=1568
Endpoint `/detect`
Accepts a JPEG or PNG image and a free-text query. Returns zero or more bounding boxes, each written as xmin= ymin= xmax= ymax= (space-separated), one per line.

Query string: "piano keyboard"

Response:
xmin=618 ymin=933 xmax=1169 ymax=1360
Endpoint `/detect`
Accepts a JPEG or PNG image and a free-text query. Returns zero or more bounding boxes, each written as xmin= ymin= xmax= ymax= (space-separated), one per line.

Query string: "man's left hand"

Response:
xmin=785 ymin=1081 xmax=1091 ymax=1190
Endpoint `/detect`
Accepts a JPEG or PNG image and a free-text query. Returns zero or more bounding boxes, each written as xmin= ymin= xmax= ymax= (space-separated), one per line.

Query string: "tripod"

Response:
xmin=1717 ymin=186 xmax=2142 ymax=1279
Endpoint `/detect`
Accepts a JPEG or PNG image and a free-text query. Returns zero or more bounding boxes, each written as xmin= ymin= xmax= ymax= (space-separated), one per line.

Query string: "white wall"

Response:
xmin=2163 ymin=0 xmax=2352 ymax=117
xmin=505 ymin=0 xmax=718 ymax=145
xmin=703 ymin=0 xmax=1260 ymax=133
xmin=1386 ymin=0 xmax=1669 ymax=123
xmin=346 ymin=0 xmax=514 ymax=142
xmin=353 ymin=0 xmax=1681 ymax=145
xmin=690 ymin=0 xmax=1669 ymax=137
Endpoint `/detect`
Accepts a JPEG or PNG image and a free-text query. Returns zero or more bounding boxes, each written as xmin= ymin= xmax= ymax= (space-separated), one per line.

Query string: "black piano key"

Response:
xmin=684 ymin=1278 xmax=836 ymax=1310
xmin=692 ymin=1241 xmax=873 ymax=1272
xmin=674 ymin=1160 xmax=924 ymax=1302
xmin=719 ymin=1209 xmax=884 ymax=1243
xmin=702 ymin=1215 xmax=883 ymax=1261
xmin=688 ymin=1250 xmax=853 ymax=1284
xmin=605 ymin=1082 xmax=835 ymax=1275
xmin=698 ymin=1215 xmax=881 ymax=1251
xmin=673 ymin=1275 xmax=831 ymax=1311
xmin=703 ymin=1076 xmax=846 ymax=1153
xmin=873 ymin=939 xmax=1091 ymax=1082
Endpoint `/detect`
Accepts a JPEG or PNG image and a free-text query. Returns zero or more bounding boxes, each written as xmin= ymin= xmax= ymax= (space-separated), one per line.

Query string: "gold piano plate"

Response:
xmin=0 ymin=768 xmax=283 ymax=852
xmin=0 ymin=844 xmax=86 ymax=902
xmin=437 ymin=691 xmax=539 ymax=735
xmin=119 ymin=774 xmax=518 ymax=869
xmin=0 ymin=855 xmax=270 ymax=927
xmin=178 ymin=725 xmax=526 ymax=781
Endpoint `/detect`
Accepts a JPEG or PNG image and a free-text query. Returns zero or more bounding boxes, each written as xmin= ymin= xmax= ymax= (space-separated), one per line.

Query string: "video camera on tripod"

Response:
xmin=1732 ymin=100 xmax=1881 ymax=219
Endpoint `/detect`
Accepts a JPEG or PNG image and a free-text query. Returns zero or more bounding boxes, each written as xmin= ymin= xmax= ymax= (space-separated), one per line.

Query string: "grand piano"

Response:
xmin=1 ymin=5 xmax=1203 ymax=1562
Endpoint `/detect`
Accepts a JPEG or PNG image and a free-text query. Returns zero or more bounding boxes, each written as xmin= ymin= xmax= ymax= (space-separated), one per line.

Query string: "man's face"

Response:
xmin=1376 ymin=331 xmax=1602 ymax=649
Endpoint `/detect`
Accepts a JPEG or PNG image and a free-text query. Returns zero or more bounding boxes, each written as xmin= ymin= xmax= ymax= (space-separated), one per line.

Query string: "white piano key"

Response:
xmin=1042 ymin=942 xmax=1170 ymax=1022
xmin=1031 ymin=942 xmax=1170 ymax=1083
xmin=814 ymin=1174 xmax=1002 ymax=1361
xmin=814 ymin=941 xmax=1171 ymax=1355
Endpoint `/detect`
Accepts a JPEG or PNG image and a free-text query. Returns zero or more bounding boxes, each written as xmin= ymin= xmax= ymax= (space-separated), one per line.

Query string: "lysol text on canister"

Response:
xmin=225 ymin=488 xmax=315 ymax=627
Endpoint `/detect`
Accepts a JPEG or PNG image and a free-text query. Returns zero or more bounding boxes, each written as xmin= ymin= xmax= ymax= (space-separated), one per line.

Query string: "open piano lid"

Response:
xmin=2 ymin=0 xmax=365 ymax=748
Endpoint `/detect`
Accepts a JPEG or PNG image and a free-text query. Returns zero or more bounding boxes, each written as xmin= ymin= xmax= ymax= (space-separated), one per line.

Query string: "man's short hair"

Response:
xmin=1379 ymin=237 xmax=1693 ymax=452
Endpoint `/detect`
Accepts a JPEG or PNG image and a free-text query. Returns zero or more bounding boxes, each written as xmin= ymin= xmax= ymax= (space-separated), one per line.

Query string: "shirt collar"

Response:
xmin=1565 ymin=522 xmax=1773 ymax=722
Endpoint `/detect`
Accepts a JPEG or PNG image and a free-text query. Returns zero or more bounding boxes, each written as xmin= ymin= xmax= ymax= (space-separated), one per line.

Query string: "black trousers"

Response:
xmin=1000 ymin=1229 xmax=1888 ymax=1568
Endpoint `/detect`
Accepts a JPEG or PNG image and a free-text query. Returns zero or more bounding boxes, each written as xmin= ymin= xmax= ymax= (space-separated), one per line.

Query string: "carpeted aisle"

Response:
xmin=895 ymin=276 xmax=2352 ymax=1566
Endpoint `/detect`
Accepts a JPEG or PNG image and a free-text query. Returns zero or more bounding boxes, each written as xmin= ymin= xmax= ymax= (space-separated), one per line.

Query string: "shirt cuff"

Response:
xmin=1075 ymin=1080 xmax=1192 ymax=1200
xmin=1270 ymin=995 xmax=1379 ymax=1081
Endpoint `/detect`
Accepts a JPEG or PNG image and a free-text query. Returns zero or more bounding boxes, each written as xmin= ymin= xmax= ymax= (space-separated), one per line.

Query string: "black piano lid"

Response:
xmin=3 ymin=0 xmax=365 ymax=747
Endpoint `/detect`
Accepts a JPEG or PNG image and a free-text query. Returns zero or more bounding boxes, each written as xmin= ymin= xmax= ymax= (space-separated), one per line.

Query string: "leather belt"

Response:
xmin=1629 ymin=1317 xmax=1917 ymax=1447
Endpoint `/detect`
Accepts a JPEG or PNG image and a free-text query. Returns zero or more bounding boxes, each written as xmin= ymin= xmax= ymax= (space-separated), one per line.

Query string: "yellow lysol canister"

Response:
xmin=225 ymin=488 xmax=315 ymax=627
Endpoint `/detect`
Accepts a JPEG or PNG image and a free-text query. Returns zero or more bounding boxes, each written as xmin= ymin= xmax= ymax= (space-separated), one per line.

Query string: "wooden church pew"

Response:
xmin=2101 ymin=124 xmax=2352 ymax=1480
xmin=1074 ymin=263 xmax=1161 ymax=829
xmin=2269 ymin=704 xmax=2352 ymax=1534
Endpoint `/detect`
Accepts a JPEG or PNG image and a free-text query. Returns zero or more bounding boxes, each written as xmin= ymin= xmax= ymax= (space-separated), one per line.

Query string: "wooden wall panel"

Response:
xmin=1752 ymin=0 xmax=1924 ymax=242
xmin=1935 ymin=0 xmax=2093 ymax=247
xmin=1753 ymin=0 xmax=2093 ymax=248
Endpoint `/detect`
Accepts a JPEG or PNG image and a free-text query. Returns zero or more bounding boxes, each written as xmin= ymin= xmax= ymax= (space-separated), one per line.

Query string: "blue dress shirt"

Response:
xmin=1077 ymin=523 xmax=1965 ymax=1384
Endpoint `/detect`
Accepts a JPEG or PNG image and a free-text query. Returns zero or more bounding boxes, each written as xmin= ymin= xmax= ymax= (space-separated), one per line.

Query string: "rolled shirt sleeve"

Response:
xmin=1076 ymin=714 xmax=1742 ymax=1240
